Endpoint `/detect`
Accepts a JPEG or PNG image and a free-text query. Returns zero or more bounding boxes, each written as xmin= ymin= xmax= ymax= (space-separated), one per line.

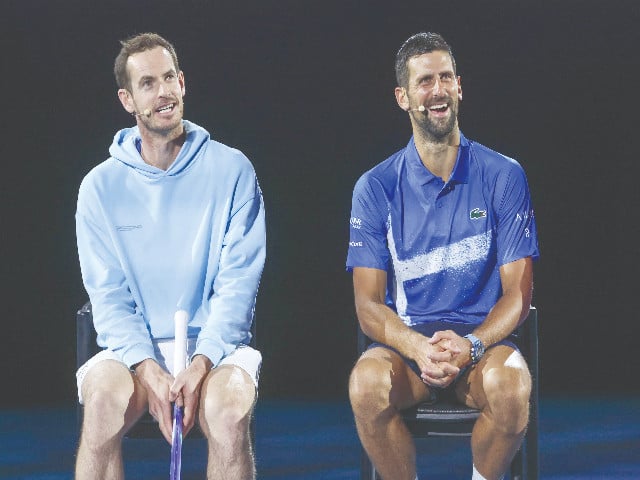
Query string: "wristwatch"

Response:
xmin=464 ymin=334 xmax=485 ymax=365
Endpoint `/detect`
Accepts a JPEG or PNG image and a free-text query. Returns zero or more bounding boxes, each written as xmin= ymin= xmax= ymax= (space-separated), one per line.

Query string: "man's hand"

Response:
xmin=409 ymin=335 xmax=461 ymax=388
xmin=134 ymin=359 xmax=175 ymax=443
xmin=169 ymin=354 xmax=212 ymax=436
xmin=428 ymin=330 xmax=473 ymax=371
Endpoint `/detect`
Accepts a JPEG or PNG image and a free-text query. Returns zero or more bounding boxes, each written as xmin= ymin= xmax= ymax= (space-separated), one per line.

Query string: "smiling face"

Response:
xmin=118 ymin=46 xmax=185 ymax=136
xmin=395 ymin=50 xmax=462 ymax=142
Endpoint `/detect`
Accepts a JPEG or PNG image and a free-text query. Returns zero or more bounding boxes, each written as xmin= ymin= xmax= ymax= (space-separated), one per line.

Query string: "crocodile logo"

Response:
xmin=470 ymin=208 xmax=487 ymax=220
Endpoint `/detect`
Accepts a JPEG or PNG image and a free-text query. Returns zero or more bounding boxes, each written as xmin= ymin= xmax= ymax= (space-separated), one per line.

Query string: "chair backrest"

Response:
xmin=76 ymin=302 xmax=98 ymax=370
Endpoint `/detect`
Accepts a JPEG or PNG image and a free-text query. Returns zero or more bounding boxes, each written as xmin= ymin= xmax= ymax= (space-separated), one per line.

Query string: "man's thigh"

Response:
xmin=197 ymin=345 xmax=261 ymax=412
xmin=78 ymin=351 xmax=141 ymax=403
xmin=198 ymin=364 xmax=257 ymax=432
xmin=455 ymin=344 xmax=530 ymax=409
xmin=217 ymin=345 xmax=261 ymax=389
xmin=357 ymin=346 xmax=433 ymax=410
xmin=79 ymin=358 xmax=148 ymax=426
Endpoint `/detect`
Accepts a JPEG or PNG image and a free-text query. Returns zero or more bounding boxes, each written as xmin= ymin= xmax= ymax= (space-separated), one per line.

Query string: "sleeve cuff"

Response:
xmin=122 ymin=344 xmax=156 ymax=370
xmin=193 ymin=339 xmax=224 ymax=368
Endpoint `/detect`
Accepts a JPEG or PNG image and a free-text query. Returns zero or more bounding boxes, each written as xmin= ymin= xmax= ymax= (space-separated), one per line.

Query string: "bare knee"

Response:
xmin=349 ymin=357 xmax=394 ymax=419
xmin=84 ymin=385 xmax=130 ymax=417
xmin=482 ymin=363 xmax=531 ymax=434
xmin=200 ymin=366 xmax=255 ymax=444
xmin=80 ymin=362 xmax=142 ymax=444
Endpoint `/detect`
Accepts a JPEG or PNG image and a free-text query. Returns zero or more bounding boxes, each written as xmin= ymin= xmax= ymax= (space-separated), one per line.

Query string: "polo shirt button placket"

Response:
xmin=437 ymin=184 xmax=452 ymax=208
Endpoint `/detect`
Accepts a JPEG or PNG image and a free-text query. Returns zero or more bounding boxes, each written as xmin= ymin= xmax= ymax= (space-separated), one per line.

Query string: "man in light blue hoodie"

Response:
xmin=75 ymin=33 xmax=266 ymax=480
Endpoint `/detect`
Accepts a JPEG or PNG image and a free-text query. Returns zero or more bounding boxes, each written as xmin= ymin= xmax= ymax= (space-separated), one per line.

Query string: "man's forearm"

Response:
xmin=357 ymin=301 xmax=425 ymax=360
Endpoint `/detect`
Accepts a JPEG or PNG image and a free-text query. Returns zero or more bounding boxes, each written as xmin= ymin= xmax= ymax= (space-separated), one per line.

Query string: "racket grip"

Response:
xmin=173 ymin=310 xmax=189 ymax=376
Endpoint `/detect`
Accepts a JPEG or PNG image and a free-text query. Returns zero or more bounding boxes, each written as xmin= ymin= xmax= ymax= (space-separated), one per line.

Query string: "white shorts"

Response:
xmin=76 ymin=339 xmax=262 ymax=404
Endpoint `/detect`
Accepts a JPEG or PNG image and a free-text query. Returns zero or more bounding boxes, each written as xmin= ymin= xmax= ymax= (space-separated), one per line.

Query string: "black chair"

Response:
xmin=358 ymin=307 xmax=539 ymax=480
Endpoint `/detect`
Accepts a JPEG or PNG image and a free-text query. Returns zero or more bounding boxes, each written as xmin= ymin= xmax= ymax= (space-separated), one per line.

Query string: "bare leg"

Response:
xmin=349 ymin=347 xmax=431 ymax=480
xmin=199 ymin=365 xmax=256 ymax=480
xmin=458 ymin=346 xmax=532 ymax=480
xmin=75 ymin=360 xmax=147 ymax=480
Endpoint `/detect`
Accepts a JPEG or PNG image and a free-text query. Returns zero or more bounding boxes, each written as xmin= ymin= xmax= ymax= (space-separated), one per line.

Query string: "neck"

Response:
xmin=138 ymin=123 xmax=186 ymax=171
xmin=413 ymin=127 xmax=460 ymax=182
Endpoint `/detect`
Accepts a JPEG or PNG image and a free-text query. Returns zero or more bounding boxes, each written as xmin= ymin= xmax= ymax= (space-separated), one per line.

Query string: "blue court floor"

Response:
xmin=1 ymin=396 xmax=638 ymax=479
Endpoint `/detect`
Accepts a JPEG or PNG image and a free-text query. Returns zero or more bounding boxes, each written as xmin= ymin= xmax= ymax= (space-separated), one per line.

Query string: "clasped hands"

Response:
xmin=135 ymin=355 xmax=211 ymax=443
xmin=415 ymin=330 xmax=472 ymax=388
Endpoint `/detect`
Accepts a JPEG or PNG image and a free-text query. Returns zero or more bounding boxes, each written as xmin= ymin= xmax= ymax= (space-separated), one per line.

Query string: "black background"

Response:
xmin=2 ymin=0 xmax=638 ymax=408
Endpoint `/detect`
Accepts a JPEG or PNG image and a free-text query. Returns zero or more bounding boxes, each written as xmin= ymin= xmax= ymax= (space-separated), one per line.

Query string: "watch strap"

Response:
xmin=464 ymin=333 xmax=485 ymax=365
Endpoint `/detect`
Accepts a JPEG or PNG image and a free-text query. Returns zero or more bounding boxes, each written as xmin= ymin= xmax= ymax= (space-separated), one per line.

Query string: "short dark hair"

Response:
xmin=395 ymin=32 xmax=456 ymax=88
xmin=114 ymin=32 xmax=180 ymax=91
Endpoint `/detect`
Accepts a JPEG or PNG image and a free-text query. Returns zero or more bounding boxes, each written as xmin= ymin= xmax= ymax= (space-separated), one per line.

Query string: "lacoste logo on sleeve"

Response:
xmin=469 ymin=208 xmax=487 ymax=220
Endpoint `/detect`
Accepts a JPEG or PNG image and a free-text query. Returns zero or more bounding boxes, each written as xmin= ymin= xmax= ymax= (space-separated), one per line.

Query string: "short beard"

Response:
xmin=142 ymin=102 xmax=184 ymax=137
xmin=415 ymin=102 xmax=458 ymax=142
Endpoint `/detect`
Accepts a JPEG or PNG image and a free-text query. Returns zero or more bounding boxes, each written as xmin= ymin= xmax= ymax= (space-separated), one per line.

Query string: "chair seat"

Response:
xmin=407 ymin=401 xmax=480 ymax=421
xmin=127 ymin=414 xmax=163 ymax=438
xmin=403 ymin=401 xmax=480 ymax=436
xmin=127 ymin=413 xmax=204 ymax=439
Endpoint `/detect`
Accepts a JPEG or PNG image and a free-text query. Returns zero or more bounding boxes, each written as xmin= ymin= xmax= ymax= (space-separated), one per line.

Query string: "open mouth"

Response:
xmin=428 ymin=103 xmax=449 ymax=114
xmin=156 ymin=103 xmax=176 ymax=114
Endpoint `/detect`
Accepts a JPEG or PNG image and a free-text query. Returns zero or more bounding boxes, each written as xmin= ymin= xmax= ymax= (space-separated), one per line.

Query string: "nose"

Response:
xmin=157 ymin=80 xmax=171 ymax=97
xmin=431 ymin=77 xmax=443 ymax=96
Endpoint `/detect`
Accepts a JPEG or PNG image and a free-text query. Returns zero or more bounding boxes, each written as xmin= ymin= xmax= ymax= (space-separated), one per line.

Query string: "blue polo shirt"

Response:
xmin=346 ymin=133 xmax=539 ymax=327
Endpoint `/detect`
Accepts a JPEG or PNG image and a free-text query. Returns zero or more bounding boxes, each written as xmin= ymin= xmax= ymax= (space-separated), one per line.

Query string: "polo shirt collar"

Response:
xmin=405 ymin=132 xmax=471 ymax=187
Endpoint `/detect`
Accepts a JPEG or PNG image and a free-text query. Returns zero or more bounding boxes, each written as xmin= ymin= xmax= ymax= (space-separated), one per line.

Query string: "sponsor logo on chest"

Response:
xmin=469 ymin=208 xmax=487 ymax=220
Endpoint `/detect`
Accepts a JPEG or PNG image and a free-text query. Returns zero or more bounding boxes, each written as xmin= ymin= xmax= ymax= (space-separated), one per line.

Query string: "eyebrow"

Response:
xmin=137 ymin=75 xmax=154 ymax=87
xmin=416 ymin=73 xmax=434 ymax=82
xmin=415 ymin=70 xmax=454 ymax=83
xmin=136 ymin=69 xmax=177 ymax=87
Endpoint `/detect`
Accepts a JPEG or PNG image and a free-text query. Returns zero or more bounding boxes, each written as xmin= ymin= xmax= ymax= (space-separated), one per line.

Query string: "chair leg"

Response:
xmin=360 ymin=447 xmax=379 ymax=480
xmin=525 ymin=418 xmax=539 ymax=480
xmin=510 ymin=446 xmax=524 ymax=480
xmin=512 ymin=421 xmax=540 ymax=480
xmin=526 ymin=397 xmax=539 ymax=479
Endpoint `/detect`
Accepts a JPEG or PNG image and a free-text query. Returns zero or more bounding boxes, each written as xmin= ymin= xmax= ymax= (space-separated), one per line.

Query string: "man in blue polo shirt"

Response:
xmin=346 ymin=32 xmax=539 ymax=480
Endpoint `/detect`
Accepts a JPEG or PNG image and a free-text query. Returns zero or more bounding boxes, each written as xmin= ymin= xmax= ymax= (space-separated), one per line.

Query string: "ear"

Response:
xmin=178 ymin=71 xmax=186 ymax=98
xmin=457 ymin=75 xmax=463 ymax=101
xmin=118 ymin=89 xmax=135 ymax=114
xmin=395 ymin=86 xmax=410 ymax=111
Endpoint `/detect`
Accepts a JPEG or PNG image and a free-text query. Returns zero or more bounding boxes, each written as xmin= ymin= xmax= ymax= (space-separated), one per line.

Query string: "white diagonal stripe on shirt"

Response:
xmin=386 ymin=219 xmax=492 ymax=323
xmin=392 ymin=231 xmax=492 ymax=282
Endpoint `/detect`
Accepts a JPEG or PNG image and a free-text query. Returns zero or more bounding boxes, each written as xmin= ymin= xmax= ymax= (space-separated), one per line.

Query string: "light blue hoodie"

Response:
xmin=76 ymin=120 xmax=266 ymax=368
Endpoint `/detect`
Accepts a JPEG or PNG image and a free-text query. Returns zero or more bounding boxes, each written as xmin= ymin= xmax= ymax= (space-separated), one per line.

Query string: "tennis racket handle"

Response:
xmin=169 ymin=404 xmax=183 ymax=480
xmin=173 ymin=310 xmax=189 ymax=376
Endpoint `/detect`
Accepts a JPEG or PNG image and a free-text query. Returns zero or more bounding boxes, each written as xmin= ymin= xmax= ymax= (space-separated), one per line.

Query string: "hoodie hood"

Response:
xmin=108 ymin=120 xmax=210 ymax=178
